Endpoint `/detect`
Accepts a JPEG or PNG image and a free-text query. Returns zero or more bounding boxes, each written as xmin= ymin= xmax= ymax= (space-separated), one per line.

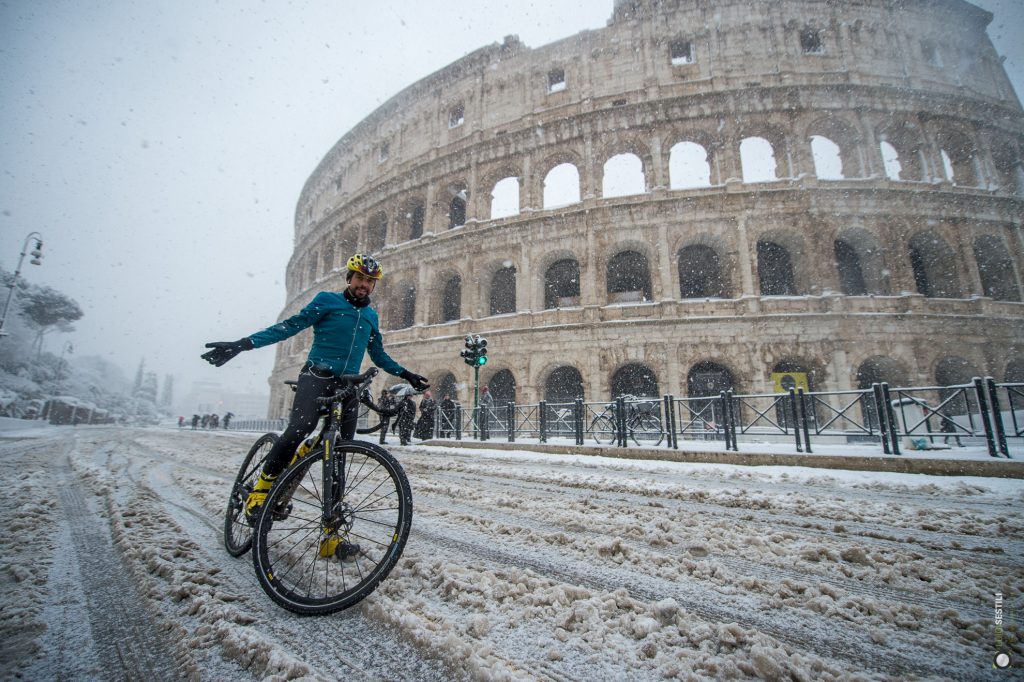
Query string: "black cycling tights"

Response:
xmin=261 ymin=370 xmax=359 ymax=478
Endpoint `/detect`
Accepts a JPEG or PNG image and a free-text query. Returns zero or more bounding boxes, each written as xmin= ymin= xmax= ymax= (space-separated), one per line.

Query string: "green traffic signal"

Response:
xmin=477 ymin=355 xmax=488 ymax=366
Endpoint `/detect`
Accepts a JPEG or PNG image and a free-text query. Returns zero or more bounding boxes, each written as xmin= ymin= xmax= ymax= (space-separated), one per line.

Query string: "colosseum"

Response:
xmin=265 ymin=0 xmax=1024 ymax=420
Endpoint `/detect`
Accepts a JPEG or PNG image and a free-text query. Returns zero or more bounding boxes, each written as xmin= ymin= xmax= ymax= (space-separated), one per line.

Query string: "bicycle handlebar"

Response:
xmin=315 ymin=367 xmax=380 ymax=407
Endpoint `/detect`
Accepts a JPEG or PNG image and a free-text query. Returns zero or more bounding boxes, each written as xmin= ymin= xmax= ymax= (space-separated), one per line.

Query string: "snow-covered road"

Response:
xmin=1 ymin=426 xmax=1021 ymax=680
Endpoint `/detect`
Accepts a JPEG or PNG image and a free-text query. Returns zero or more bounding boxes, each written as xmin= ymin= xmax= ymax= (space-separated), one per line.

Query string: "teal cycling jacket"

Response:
xmin=247 ymin=291 xmax=405 ymax=378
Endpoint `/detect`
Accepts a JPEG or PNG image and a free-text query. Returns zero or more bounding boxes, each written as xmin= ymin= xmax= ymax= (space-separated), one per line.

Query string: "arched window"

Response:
xmin=543 ymin=163 xmax=581 ymax=208
xmin=810 ymin=135 xmax=844 ymax=180
xmin=878 ymin=127 xmax=926 ymax=182
xmin=490 ymin=176 xmax=520 ymax=219
xmin=908 ymin=233 xmax=962 ymax=298
xmin=937 ymin=130 xmax=979 ymax=187
xmin=973 ymin=235 xmax=1021 ymax=301
xmin=855 ymin=357 xmax=908 ymax=429
xmin=935 ymin=356 xmax=979 ymax=417
xmin=441 ymin=275 xmax=462 ymax=322
xmin=405 ymin=201 xmax=425 ymax=241
xmin=436 ymin=373 xmax=459 ymax=405
xmin=490 ymin=266 xmax=516 ymax=315
xmin=322 ymin=244 xmax=335 ymax=277
xmin=757 ymin=241 xmax=796 ymax=295
xmin=367 ymin=211 xmax=387 ymax=252
xmin=740 ymin=136 xmax=778 ymax=183
xmin=394 ymin=282 xmax=416 ymax=329
xmin=606 ymin=251 xmax=652 ymax=303
xmin=669 ymin=141 xmax=712 ymax=189
xmin=544 ymin=259 xmax=580 ymax=309
xmin=488 ymin=369 xmax=516 ymax=405
xmin=834 ymin=239 xmax=867 ymax=295
xmin=687 ymin=361 xmax=734 ymax=397
xmin=678 ymin=245 xmax=726 ymax=298
xmin=602 ymin=153 xmax=645 ymax=198
xmin=449 ymin=193 xmax=466 ymax=228
xmin=545 ymin=366 xmax=584 ymax=403
xmin=611 ymin=363 xmax=659 ymax=398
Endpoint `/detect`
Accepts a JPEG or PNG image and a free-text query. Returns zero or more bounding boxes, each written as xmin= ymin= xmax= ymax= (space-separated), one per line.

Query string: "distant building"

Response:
xmin=270 ymin=0 xmax=1023 ymax=416
xmin=178 ymin=380 xmax=268 ymax=419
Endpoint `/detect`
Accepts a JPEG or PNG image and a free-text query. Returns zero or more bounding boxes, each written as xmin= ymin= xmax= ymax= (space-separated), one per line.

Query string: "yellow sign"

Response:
xmin=772 ymin=372 xmax=809 ymax=393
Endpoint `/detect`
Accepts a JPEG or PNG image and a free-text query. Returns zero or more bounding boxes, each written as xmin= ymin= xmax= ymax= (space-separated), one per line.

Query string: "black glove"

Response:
xmin=201 ymin=338 xmax=254 ymax=367
xmin=401 ymin=370 xmax=429 ymax=392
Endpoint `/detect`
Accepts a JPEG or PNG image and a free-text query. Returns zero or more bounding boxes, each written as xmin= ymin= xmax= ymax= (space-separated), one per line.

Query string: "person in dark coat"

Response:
xmin=439 ymin=394 xmax=456 ymax=438
xmin=414 ymin=390 xmax=436 ymax=440
xmin=395 ymin=394 xmax=417 ymax=445
xmin=377 ymin=388 xmax=396 ymax=444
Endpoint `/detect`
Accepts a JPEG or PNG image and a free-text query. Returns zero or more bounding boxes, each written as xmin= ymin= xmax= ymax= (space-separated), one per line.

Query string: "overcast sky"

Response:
xmin=1 ymin=0 xmax=1022 ymax=401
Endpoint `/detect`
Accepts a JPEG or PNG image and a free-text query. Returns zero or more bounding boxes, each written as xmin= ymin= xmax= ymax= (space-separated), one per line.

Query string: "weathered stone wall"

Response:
xmin=266 ymin=0 xmax=1024 ymax=417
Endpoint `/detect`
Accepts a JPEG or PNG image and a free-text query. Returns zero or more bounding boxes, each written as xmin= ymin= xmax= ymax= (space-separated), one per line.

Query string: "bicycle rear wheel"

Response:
xmin=251 ymin=440 xmax=413 ymax=615
xmin=630 ymin=415 xmax=665 ymax=447
xmin=224 ymin=432 xmax=278 ymax=557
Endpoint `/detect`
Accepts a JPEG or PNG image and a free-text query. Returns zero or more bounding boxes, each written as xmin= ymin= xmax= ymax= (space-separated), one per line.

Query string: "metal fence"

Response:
xmin=426 ymin=378 xmax=1019 ymax=458
xmin=219 ymin=378 xmax=1020 ymax=458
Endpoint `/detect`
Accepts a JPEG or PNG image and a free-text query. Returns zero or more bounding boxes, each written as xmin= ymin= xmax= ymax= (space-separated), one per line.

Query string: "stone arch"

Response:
xmin=877 ymin=121 xmax=928 ymax=182
xmin=666 ymin=126 xmax=724 ymax=186
xmin=544 ymin=257 xmax=581 ymax=309
xmin=383 ymin=279 xmax=417 ymax=331
xmin=833 ymin=226 xmax=889 ymax=295
xmin=538 ymin=149 xmax=584 ymax=209
xmin=669 ymin=141 xmax=713 ymax=189
xmin=855 ymin=356 xmax=910 ymax=429
xmin=487 ymin=368 xmax=517 ymax=405
xmin=366 ymin=210 xmax=388 ymax=252
xmin=610 ymin=362 xmax=660 ymax=398
xmin=606 ymin=248 xmax=653 ymax=303
xmin=598 ymin=136 xmax=651 ymax=198
xmin=435 ymin=372 xmax=459 ymax=405
xmin=479 ymin=161 xmax=522 ymax=220
xmin=934 ymin=124 xmax=981 ymax=187
xmin=544 ymin=365 xmax=585 ymax=403
xmin=737 ymin=122 xmax=792 ymax=182
xmin=396 ymin=196 xmax=426 ymax=242
xmin=934 ymin=355 xmax=982 ymax=415
xmin=908 ymin=231 xmax=963 ymax=298
xmin=755 ymin=230 xmax=806 ymax=296
xmin=439 ymin=181 xmax=468 ymax=229
xmin=805 ymin=115 xmax=865 ymax=179
xmin=990 ymin=136 xmax=1024 ymax=196
xmin=973 ymin=234 xmax=1021 ymax=301
xmin=678 ymin=243 xmax=728 ymax=298
xmin=687 ymin=360 xmax=736 ymax=397
xmin=488 ymin=262 xmax=517 ymax=316
xmin=430 ymin=268 xmax=464 ymax=324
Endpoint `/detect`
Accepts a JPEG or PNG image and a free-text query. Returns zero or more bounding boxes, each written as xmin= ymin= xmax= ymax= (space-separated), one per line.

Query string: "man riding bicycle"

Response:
xmin=201 ymin=253 xmax=429 ymax=532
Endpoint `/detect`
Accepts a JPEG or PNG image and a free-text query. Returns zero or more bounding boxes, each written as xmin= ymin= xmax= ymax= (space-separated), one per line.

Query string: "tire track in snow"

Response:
xmin=55 ymin=455 xmax=185 ymax=681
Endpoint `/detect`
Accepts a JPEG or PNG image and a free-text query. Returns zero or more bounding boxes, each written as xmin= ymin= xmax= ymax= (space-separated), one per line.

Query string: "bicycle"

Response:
xmin=224 ymin=367 xmax=413 ymax=615
xmin=589 ymin=395 xmax=665 ymax=446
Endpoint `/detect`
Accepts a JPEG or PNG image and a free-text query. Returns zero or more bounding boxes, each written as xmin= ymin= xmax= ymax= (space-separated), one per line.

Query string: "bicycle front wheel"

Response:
xmin=590 ymin=415 xmax=617 ymax=444
xmin=224 ymin=432 xmax=278 ymax=557
xmin=251 ymin=440 xmax=413 ymax=615
xmin=630 ymin=415 xmax=665 ymax=447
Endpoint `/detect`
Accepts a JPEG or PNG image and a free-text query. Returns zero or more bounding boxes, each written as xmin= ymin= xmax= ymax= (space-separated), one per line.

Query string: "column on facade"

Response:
xmin=656 ymin=222 xmax=673 ymax=302
xmin=734 ymin=212 xmax=756 ymax=296
xmin=649 ymin=133 xmax=666 ymax=190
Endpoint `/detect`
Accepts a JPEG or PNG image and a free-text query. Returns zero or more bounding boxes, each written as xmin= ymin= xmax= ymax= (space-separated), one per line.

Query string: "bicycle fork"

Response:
xmin=318 ymin=431 xmax=353 ymax=558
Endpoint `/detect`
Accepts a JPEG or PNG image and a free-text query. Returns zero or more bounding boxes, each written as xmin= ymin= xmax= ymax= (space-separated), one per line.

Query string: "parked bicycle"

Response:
xmin=223 ymin=367 xmax=412 ymax=615
xmin=589 ymin=395 xmax=664 ymax=446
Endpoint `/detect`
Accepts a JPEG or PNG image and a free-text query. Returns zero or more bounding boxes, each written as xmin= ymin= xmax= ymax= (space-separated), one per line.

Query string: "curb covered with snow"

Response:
xmin=425 ymin=439 xmax=1024 ymax=478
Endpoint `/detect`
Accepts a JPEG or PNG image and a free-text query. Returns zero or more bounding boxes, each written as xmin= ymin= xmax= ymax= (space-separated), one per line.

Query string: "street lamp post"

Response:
xmin=55 ymin=340 xmax=73 ymax=393
xmin=0 ymin=232 xmax=45 ymax=338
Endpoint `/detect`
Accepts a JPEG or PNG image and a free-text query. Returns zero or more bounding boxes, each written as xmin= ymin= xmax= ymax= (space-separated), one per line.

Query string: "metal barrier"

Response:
xmin=430 ymin=377 xmax=1019 ymax=458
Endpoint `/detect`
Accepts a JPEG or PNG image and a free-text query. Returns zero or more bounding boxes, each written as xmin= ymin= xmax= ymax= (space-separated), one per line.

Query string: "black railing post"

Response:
xmin=719 ymin=391 xmax=731 ymax=451
xmin=973 ymin=377 xmax=999 ymax=458
xmin=507 ymin=401 xmax=515 ymax=442
xmin=727 ymin=390 xmax=739 ymax=451
xmin=986 ymin=377 xmax=1010 ymax=458
xmin=798 ymin=388 xmax=812 ymax=454
xmin=788 ymin=388 xmax=803 ymax=452
xmin=574 ymin=399 xmax=584 ymax=446
xmin=872 ymin=383 xmax=890 ymax=454
xmin=616 ymin=396 xmax=628 ymax=447
xmin=665 ymin=395 xmax=678 ymax=449
xmin=539 ymin=400 xmax=548 ymax=443
xmin=455 ymin=404 xmax=463 ymax=441
xmin=882 ymin=383 xmax=900 ymax=455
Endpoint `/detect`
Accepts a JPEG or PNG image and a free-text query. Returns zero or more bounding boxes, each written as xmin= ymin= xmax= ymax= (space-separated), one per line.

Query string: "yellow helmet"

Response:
xmin=346 ymin=253 xmax=383 ymax=280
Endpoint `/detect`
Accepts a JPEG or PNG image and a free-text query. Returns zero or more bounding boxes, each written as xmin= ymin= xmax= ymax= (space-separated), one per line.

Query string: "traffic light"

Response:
xmin=461 ymin=334 xmax=489 ymax=366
